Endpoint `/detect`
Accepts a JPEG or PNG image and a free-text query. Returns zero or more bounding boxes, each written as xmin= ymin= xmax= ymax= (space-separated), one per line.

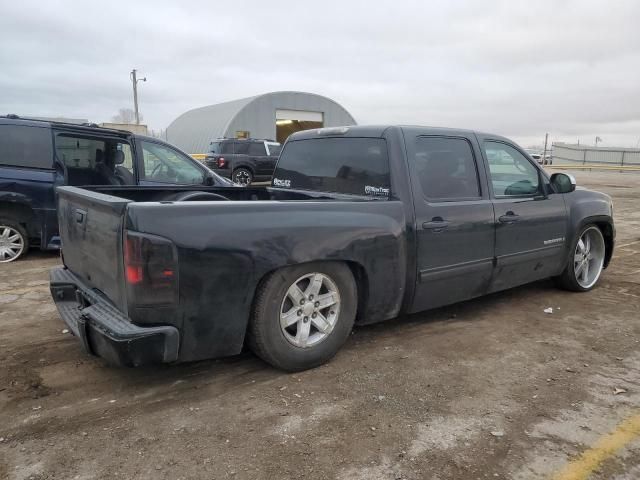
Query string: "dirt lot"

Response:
xmin=1 ymin=170 xmax=639 ymax=480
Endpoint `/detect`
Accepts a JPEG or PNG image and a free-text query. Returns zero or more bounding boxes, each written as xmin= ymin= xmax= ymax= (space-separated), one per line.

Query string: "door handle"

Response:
xmin=75 ymin=209 xmax=87 ymax=224
xmin=422 ymin=218 xmax=450 ymax=232
xmin=498 ymin=212 xmax=520 ymax=224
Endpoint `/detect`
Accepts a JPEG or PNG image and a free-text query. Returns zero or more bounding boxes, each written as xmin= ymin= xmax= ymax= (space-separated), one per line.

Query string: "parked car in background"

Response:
xmin=205 ymin=138 xmax=282 ymax=185
xmin=0 ymin=115 xmax=232 ymax=262
xmin=50 ymin=125 xmax=614 ymax=371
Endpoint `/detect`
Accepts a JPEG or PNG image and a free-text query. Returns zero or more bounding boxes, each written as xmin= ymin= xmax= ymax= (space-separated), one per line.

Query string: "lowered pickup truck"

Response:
xmin=50 ymin=125 xmax=614 ymax=371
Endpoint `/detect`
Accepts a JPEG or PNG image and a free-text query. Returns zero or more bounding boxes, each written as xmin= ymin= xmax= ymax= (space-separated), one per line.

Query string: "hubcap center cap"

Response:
xmin=302 ymin=303 xmax=314 ymax=316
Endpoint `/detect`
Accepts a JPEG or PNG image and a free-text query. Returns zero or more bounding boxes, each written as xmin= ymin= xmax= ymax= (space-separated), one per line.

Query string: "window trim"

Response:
xmin=414 ymin=135 xmax=483 ymax=203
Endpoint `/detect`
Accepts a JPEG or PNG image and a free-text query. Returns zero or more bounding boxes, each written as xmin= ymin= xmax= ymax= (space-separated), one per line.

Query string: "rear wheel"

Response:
xmin=0 ymin=219 xmax=29 ymax=263
xmin=554 ymin=225 xmax=606 ymax=291
xmin=248 ymin=262 xmax=357 ymax=371
xmin=232 ymin=168 xmax=253 ymax=186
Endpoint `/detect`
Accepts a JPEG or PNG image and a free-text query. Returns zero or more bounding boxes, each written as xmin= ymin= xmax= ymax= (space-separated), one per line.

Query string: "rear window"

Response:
xmin=272 ymin=137 xmax=390 ymax=197
xmin=248 ymin=142 xmax=266 ymax=156
xmin=0 ymin=124 xmax=53 ymax=169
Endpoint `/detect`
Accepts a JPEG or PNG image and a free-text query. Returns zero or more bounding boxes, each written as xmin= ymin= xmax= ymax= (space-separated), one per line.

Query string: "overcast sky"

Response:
xmin=1 ymin=0 xmax=639 ymax=148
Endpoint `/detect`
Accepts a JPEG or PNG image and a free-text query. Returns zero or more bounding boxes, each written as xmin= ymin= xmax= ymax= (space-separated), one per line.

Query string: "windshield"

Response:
xmin=272 ymin=137 xmax=390 ymax=197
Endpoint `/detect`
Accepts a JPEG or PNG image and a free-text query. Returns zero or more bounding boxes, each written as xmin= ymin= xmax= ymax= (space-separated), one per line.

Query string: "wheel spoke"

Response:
xmin=574 ymin=253 xmax=583 ymax=263
xmin=311 ymin=313 xmax=331 ymax=333
xmin=8 ymin=234 xmax=21 ymax=243
xmin=306 ymin=273 xmax=323 ymax=297
xmin=295 ymin=319 xmax=311 ymax=347
xmin=584 ymin=235 xmax=591 ymax=254
xmin=0 ymin=228 xmax=9 ymax=239
xmin=5 ymin=249 xmax=17 ymax=259
xmin=316 ymin=292 xmax=338 ymax=309
xmin=287 ymin=284 xmax=305 ymax=305
xmin=582 ymin=260 xmax=590 ymax=282
xmin=280 ymin=307 xmax=300 ymax=329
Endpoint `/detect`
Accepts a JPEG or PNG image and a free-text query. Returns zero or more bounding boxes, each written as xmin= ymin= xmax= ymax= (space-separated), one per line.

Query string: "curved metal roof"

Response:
xmin=166 ymin=91 xmax=356 ymax=153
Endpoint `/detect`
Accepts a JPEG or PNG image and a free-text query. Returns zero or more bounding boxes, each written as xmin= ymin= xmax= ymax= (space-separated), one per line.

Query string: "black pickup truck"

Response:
xmin=50 ymin=125 xmax=615 ymax=371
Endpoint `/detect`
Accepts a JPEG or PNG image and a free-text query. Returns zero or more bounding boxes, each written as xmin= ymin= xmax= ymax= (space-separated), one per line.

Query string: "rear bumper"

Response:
xmin=49 ymin=267 xmax=179 ymax=367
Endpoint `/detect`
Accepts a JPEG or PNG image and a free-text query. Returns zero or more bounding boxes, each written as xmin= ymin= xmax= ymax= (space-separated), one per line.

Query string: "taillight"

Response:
xmin=217 ymin=157 xmax=226 ymax=168
xmin=124 ymin=231 xmax=178 ymax=306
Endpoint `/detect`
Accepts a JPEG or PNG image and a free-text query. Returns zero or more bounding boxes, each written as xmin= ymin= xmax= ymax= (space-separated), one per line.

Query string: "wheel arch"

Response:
xmin=248 ymin=259 xmax=369 ymax=335
xmin=572 ymin=215 xmax=614 ymax=269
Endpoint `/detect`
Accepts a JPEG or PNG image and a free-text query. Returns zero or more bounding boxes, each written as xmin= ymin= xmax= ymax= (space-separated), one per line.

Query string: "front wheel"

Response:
xmin=232 ymin=168 xmax=253 ymax=186
xmin=554 ymin=225 xmax=606 ymax=291
xmin=248 ymin=262 xmax=357 ymax=371
xmin=0 ymin=219 xmax=29 ymax=263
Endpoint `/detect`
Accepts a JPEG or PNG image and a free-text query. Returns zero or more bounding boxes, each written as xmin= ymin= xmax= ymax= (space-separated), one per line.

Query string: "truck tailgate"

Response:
xmin=56 ymin=186 xmax=131 ymax=313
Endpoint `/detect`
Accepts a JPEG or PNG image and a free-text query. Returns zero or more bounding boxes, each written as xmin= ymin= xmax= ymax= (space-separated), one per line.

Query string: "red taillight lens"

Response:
xmin=217 ymin=157 xmax=226 ymax=168
xmin=124 ymin=231 xmax=178 ymax=306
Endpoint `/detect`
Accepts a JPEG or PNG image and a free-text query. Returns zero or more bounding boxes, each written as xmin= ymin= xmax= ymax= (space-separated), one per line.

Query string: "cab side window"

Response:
xmin=483 ymin=141 xmax=539 ymax=196
xmin=413 ymin=136 xmax=481 ymax=200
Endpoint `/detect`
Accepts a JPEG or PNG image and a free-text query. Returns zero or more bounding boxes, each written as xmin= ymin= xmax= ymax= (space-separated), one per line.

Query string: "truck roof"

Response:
xmin=288 ymin=125 xmax=506 ymax=141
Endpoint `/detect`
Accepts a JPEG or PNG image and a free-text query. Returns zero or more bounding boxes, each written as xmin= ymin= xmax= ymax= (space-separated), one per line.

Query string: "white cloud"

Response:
xmin=1 ymin=0 xmax=639 ymax=148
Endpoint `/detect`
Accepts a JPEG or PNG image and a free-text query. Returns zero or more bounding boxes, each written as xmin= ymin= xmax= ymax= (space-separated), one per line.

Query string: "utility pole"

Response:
xmin=542 ymin=132 xmax=549 ymax=164
xmin=130 ymin=69 xmax=146 ymax=125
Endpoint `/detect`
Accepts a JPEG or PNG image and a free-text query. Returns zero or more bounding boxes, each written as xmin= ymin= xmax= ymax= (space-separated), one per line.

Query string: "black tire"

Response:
xmin=553 ymin=224 xmax=605 ymax=292
xmin=232 ymin=168 xmax=253 ymax=186
xmin=0 ymin=217 xmax=29 ymax=263
xmin=248 ymin=262 xmax=357 ymax=371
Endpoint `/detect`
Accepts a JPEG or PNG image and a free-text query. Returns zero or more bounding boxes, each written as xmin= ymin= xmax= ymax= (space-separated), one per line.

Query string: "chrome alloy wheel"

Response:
xmin=280 ymin=272 xmax=341 ymax=348
xmin=574 ymin=226 xmax=605 ymax=289
xmin=0 ymin=225 xmax=25 ymax=263
xmin=233 ymin=170 xmax=251 ymax=186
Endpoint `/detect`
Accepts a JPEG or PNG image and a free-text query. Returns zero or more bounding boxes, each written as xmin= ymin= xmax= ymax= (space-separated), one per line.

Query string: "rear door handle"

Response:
xmin=498 ymin=212 xmax=520 ymax=224
xmin=422 ymin=219 xmax=450 ymax=232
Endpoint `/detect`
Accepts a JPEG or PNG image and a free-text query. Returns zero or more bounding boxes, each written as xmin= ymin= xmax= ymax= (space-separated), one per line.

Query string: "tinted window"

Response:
xmin=414 ymin=137 xmax=480 ymax=199
xmin=484 ymin=141 xmax=539 ymax=196
xmin=234 ymin=141 xmax=249 ymax=154
xmin=220 ymin=142 xmax=234 ymax=154
xmin=141 ymin=141 xmax=204 ymax=184
xmin=273 ymin=137 xmax=390 ymax=197
xmin=0 ymin=125 xmax=53 ymax=169
xmin=248 ymin=142 xmax=266 ymax=156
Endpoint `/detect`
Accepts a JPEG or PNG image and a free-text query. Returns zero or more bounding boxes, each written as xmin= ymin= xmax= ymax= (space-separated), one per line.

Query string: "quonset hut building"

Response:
xmin=166 ymin=91 xmax=357 ymax=154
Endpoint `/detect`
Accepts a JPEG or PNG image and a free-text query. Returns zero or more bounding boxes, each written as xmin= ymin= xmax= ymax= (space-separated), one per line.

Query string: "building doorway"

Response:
xmin=276 ymin=109 xmax=323 ymax=143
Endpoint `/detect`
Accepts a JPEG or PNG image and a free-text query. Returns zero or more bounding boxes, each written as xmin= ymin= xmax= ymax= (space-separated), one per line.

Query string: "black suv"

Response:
xmin=0 ymin=115 xmax=232 ymax=262
xmin=205 ymin=138 xmax=282 ymax=185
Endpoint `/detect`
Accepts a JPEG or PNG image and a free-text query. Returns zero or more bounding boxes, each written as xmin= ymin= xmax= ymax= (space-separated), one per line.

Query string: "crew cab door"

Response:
xmin=405 ymin=133 xmax=495 ymax=313
xmin=478 ymin=137 xmax=568 ymax=292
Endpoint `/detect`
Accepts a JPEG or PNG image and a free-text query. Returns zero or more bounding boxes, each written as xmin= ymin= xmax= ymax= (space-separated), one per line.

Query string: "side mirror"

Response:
xmin=204 ymin=173 xmax=215 ymax=186
xmin=550 ymin=172 xmax=576 ymax=193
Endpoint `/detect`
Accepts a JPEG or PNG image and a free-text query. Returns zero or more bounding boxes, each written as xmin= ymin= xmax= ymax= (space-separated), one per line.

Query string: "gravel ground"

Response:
xmin=1 ymin=170 xmax=639 ymax=480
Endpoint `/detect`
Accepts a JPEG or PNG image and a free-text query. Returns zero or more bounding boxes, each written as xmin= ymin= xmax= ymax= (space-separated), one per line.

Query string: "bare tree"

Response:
xmin=111 ymin=108 xmax=142 ymax=124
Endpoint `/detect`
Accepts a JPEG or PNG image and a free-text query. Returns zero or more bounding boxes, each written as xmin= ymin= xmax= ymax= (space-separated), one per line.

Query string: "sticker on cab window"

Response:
xmin=364 ymin=185 xmax=390 ymax=197
xmin=273 ymin=178 xmax=291 ymax=187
